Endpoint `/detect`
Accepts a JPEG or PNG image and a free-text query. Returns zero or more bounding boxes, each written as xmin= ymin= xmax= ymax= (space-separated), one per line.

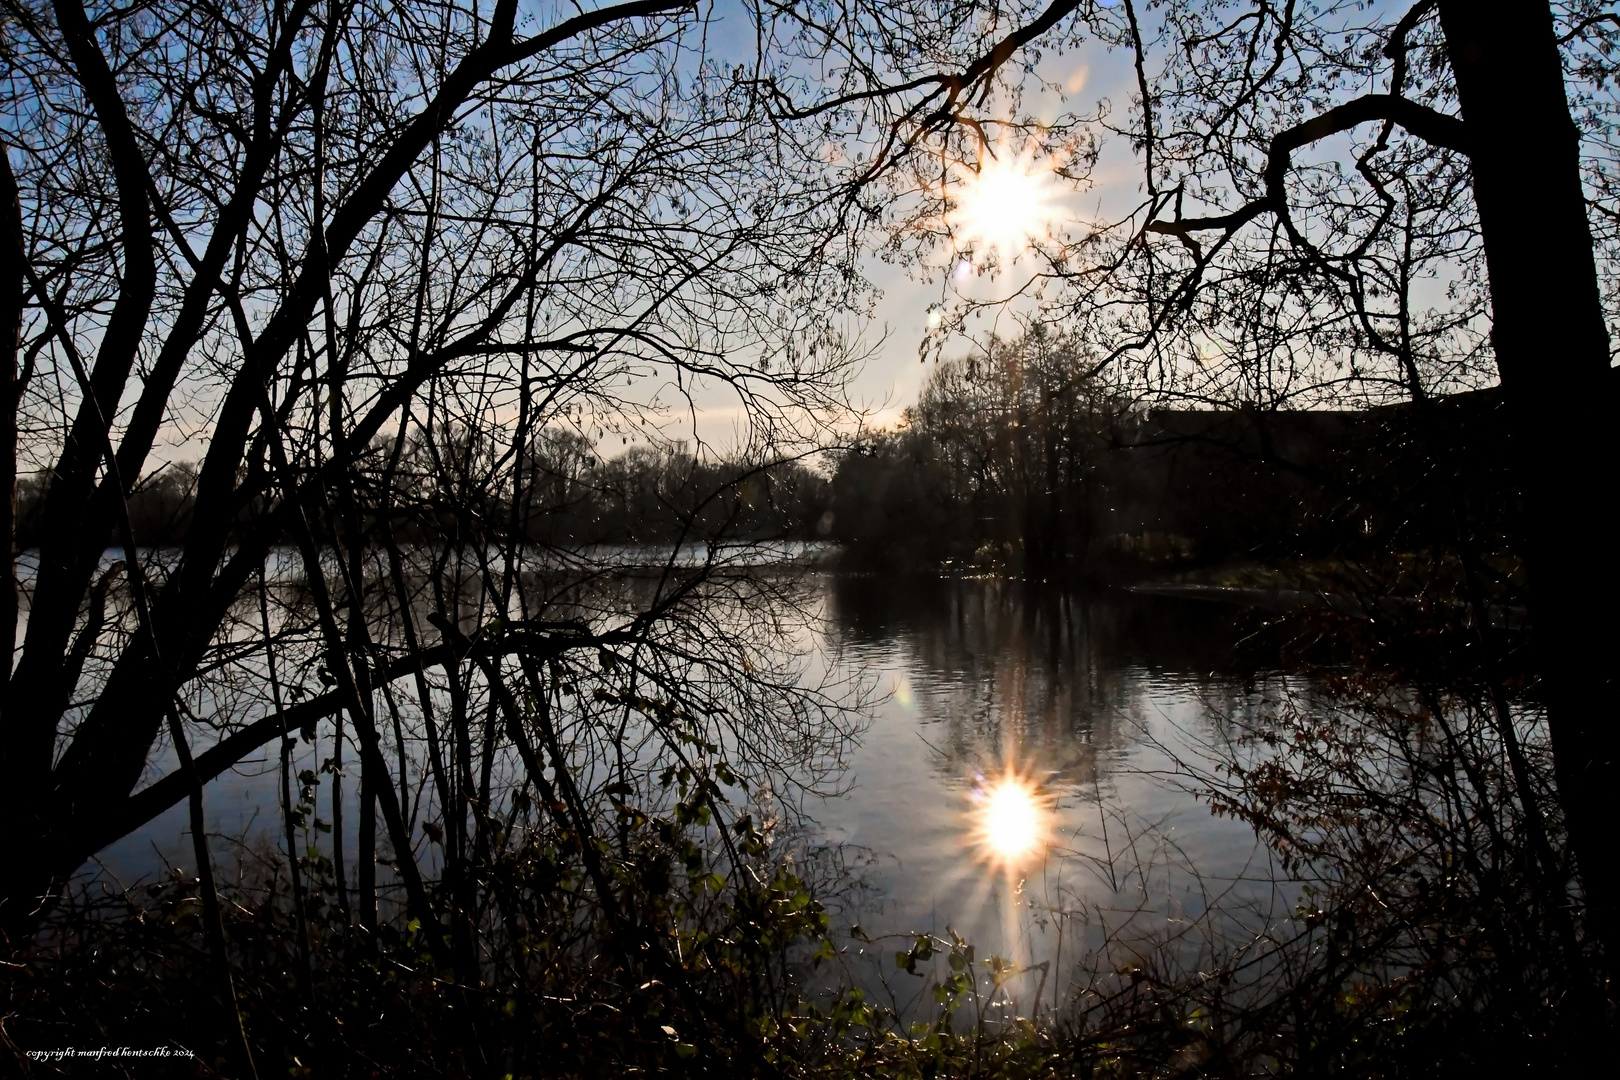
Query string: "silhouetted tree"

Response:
xmin=0 ymin=0 xmax=882 ymax=939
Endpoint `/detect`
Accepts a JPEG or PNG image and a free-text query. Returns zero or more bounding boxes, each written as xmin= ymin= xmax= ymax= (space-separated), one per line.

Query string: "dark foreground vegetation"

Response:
xmin=5 ymin=0 xmax=1617 ymax=1076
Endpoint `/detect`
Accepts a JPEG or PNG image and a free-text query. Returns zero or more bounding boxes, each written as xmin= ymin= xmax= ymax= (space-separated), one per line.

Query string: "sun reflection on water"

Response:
xmin=972 ymin=772 xmax=1048 ymax=865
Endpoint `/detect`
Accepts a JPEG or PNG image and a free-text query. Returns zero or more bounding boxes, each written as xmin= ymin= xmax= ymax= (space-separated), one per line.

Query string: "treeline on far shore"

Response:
xmin=827 ymin=335 xmax=1517 ymax=580
xmin=16 ymin=342 xmax=1515 ymax=574
xmin=11 ymin=430 xmax=836 ymax=551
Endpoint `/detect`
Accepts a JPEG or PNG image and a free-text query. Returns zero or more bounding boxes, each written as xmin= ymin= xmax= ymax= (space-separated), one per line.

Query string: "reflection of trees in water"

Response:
xmin=908 ymin=584 xmax=1113 ymax=788
xmin=814 ymin=573 xmax=1598 ymax=1072
xmin=219 ymin=547 xmax=859 ymax=828
xmin=23 ymin=538 xmax=872 ymax=1073
xmin=826 ymin=577 xmax=1261 ymax=789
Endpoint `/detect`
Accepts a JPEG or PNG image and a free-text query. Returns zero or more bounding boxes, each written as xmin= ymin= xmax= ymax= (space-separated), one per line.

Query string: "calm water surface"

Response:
xmin=805 ymin=576 xmax=1291 ymax=1007
xmin=96 ymin=571 xmax=1293 ymax=1005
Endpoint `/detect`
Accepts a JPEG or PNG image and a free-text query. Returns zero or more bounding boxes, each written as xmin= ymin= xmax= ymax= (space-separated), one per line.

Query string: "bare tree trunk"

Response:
xmin=1438 ymin=0 xmax=1619 ymax=967
xmin=0 ymin=147 xmax=27 ymax=945
xmin=0 ymin=145 xmax=26 ymax=932
xmin=1 ymin=148 xmax=19 ymax=696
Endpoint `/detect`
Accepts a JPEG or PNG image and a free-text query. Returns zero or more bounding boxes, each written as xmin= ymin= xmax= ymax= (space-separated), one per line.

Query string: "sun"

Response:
xmin=947 ymin=149 xmax=1061 ymax=264
xmin=971 ymin=771 xmax=1050 ymax=865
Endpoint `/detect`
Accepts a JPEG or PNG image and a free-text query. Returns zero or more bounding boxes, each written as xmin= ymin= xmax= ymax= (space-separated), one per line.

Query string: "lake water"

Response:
xmin=802 ymin=576 xmax=1291 ymax=1013
xmin=92 ymin=570 xmax=1292 ymax=1012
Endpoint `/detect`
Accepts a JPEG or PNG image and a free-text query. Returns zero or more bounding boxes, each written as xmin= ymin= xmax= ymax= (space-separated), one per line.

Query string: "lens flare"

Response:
xmin=973 ymin=773 xmax=1047 ymax=863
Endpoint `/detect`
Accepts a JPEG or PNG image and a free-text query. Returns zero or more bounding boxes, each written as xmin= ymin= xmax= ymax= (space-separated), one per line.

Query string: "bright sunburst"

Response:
xmin=972 ymin=772 xmax=1049 ymax=864
xmin=948 ymin=149 xmax=1060 ymax=264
